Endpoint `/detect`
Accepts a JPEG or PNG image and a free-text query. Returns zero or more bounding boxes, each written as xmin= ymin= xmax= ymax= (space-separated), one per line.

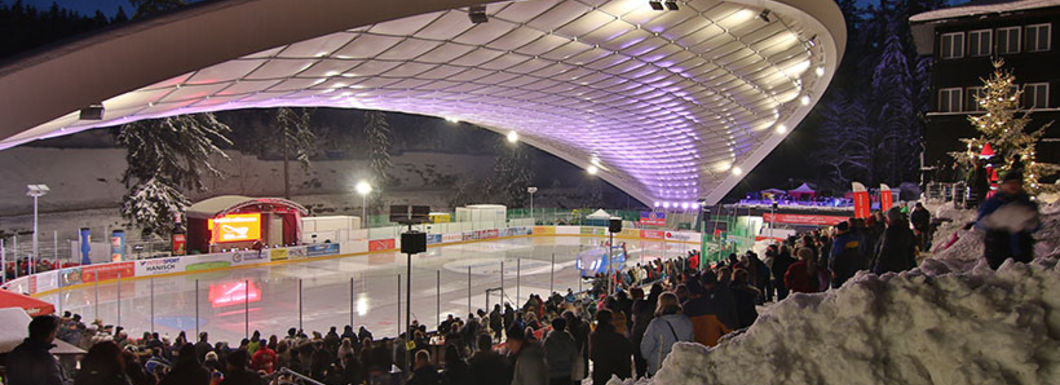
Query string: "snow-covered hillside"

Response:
xmin=616 ymin=203 xmax=1060 ymax=385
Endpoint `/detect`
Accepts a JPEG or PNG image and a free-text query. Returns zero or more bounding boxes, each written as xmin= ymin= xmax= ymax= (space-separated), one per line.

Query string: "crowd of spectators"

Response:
xmin=4 ymin=205 xmax=935 ymax=385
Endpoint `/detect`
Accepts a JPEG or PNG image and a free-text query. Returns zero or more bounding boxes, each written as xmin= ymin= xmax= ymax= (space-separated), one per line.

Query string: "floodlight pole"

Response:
xmin=362 ymin=194 xmax=368 ymax=229
xmin=527 ymin=187 xmax=538 ymax=224
xmin=404 ymin=223 xmax=412 ymax=378
xmin=608 ymin=229 xmax=615 ymax=295
xmin=32 ymin=194 xmax=37 ymax=275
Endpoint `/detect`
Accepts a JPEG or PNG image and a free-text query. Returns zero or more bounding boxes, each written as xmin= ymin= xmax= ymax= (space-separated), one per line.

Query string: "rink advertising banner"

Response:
xmin=640 ymin=230 xmax=666 ymax=240
xmin=269 ymin=248 xmax=289 ymax=261
xmin=306 ymin=243 xmax=341 ymax=257
xmin=555 ymin=226 xmax=581 ymax=235
xmin=60 ymin=267 xmax=82 ymax=286
xmin=761 ymin=213 xmax=847 ymax=226
xmin=580 ymin=227 xmax=607 ymax=236
xmin=665 ymin=231 xmax=699 ymax=242
xmin=233 ymin=250 xmax=269 ymax=265
xmin=426 ymin=234 xmax=443 ymax=245
xmin=185 ymin=254 xmax=232 ymax=272
xmin=369 ymin=239 xmax=395 ymax=251
xmin=82 ymin=261 xmax=135 ymax=282
xmin=135 ymin=257 xmax=186 ymax=277
xmin=442 ymin=233 xmax=463 ymax=243
xmin=640 ymin=211 xmax=666 ymax=226
xmin=532 ymin=226 xmax=554 ymax=235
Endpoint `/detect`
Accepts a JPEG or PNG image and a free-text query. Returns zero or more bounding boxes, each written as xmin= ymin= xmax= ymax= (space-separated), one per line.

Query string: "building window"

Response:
xmin=967 ymin=87 xmax=986 ymax=111
xmin=1026 ymin=23 xmax=1051 ymax=52
xmin=939 ymin=87 xmax=963 ymax=112
xmin=998 ymin=26 xmax=1021 ymax=54
xmin=968 ymin=29 xmax=992 ymax=57
xmin=940 ymin=32 xmax=965 ymax=59
xmin=1025 ymin=83 xmax=1049 ymax=109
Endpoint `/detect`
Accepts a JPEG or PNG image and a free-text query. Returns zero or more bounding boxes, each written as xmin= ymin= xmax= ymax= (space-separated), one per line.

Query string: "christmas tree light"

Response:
xmin=951 ymin=59 xmax=1058 ymax=195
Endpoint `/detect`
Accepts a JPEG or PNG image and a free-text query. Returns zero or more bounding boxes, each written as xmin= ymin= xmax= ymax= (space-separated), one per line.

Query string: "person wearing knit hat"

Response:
xmin=976 ymin=160 xmax=1040 ymax=269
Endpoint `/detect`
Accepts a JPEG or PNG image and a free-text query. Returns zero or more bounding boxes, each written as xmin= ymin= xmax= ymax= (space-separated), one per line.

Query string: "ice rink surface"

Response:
xmin=43 ymin=236 xmax=695 ymax=343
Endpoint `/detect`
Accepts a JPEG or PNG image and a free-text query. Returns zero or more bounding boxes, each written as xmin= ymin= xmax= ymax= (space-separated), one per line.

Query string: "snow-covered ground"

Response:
xmin=615 ymin=201 xmax=1060 ymax=385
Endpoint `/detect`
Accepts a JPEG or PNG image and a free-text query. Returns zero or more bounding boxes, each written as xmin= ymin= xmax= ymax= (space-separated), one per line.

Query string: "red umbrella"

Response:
xmin=0 ymin=289 xmax=54 ymax=316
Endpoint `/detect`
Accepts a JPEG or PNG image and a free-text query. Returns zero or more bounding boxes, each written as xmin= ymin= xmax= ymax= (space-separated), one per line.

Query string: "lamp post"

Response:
xmin=26 ymin=185 xmax=49 ymax=275
xmin=355 ymin=181 xmax=372 ymax=229
xmin=526 ymin=186 xmax=537 ymax=223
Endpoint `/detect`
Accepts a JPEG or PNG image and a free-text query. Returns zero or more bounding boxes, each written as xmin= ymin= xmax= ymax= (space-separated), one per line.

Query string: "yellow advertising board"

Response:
xmin=211 ymin=213 xmax=262 ymax=243
xmin=533 ymin=226 xmax=555 ymax=235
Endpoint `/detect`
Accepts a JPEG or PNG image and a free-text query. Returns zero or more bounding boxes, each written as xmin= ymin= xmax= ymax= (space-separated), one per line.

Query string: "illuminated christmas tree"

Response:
xmin=951 ymin=59 xmax=1057 ymax=194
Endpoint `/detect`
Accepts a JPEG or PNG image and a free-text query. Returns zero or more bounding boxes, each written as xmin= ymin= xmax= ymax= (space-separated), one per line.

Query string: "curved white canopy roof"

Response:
xmin=0 ymin=0 xmax=845 ymax=206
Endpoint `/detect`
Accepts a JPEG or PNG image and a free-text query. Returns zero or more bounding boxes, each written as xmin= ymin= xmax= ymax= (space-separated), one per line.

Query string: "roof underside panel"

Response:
xmin=1 ymin=0 xmax=844 ymax=206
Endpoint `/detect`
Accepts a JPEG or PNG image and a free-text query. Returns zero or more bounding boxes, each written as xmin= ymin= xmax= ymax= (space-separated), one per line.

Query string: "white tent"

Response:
xmin=0 ymin=308 xmax=84 ymax=355
xmin=586 ymin=209 xmax=612 ymax=219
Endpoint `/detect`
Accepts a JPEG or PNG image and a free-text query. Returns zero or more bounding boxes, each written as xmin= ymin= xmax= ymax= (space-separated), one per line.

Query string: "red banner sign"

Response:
xmin=880 ymin=184 xmax=893 ymax=212
xmin=761 ymin=213 xmax=847 ymax=226
xmin=640 ymin=230 xmax=665 ymax=240
xmin=369 ymin=239 xmax=395 ymax=251
xmin=81 ymin=262 xmax=135 ymax=283
xmin=852 ymin=182 xmax=870 ymax=219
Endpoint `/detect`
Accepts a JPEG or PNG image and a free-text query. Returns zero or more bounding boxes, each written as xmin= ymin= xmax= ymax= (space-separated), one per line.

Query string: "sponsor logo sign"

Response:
xmin=442 ymin=233 xmax=462 ymax=243
xmin=135 ymin=257 xmax=186 ymax=277
xmin=664 ymin=231 xmax=699 ymax=242
xmin=369 ymin=239 xmax=395 ymax=251
xmin=210 ymin=213 xmax=262 ymax=243
xmin=426 ymin=234 xmax=443 ymax=245
xmin=761 ymin=213 xmax=847 ymax=226
xmin=640 ymin=211 xmax=666 ymax=226
xmin=555 ymin=226 xmax=581 ymax=235
xmin=60 ymin=267 xmax=82 ymax=286
xmin=532 ymin=226 xmax=554 ymax=235
xmin=306 ymin=243 xmax=341 ymax=257
xmin=483 ymin=229 xmax=499 ymax=239
xmin=82 ymin=261 xmax=135 ymax=282
xmin=185 ymin=254 xmax=232 ymax=272
xmin=580 ymin=227 xmax=606 ymax=236
xmin=231 ymin=250 xmax=268 ymax=265
xmin=640 ymin=230 xmax=666 ymax=240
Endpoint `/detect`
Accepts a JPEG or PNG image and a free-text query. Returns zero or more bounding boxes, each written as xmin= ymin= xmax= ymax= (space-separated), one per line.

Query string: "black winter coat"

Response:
xmin=873 ymin=225 xmax=917 ymax=274
xmin=589 ymin=324 xmax=633 ymax=385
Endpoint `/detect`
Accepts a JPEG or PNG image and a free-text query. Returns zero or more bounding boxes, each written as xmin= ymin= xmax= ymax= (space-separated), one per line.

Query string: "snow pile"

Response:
xmin=613 ymin=205 xmax=1060 ymax=385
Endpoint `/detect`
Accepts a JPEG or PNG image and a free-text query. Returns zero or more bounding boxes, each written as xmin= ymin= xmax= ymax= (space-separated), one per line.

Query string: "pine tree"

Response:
xmin=275 ymin=107 xmax=315 ymax=199
xmin=364 ymin=111 xmax=392 ymax=188
xmin=871 ymin=17 xmax=919 ymax=185
xmin=128 ymin=0 xmax=185 ymax=18
xmin=117 ymin=113 xmax=232 ymax=236
xmin=487 ymin=140 xmax=534 ymax=207
xmin=953 ymin=59 xmax=1058 ymax=194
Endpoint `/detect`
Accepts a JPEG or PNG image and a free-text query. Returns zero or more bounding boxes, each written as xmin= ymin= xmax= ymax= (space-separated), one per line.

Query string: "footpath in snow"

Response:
xmin=616 ymin=203 xmax=1060 ymax=385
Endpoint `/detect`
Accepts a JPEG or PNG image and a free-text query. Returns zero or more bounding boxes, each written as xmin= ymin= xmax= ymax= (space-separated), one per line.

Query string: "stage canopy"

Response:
xmin=0 ymin=0 xmax=845 ymax=206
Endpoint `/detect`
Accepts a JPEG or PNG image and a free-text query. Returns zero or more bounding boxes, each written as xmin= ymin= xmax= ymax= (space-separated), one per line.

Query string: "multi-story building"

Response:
xmin=911 ymin=0 xmax=1060 ymax=182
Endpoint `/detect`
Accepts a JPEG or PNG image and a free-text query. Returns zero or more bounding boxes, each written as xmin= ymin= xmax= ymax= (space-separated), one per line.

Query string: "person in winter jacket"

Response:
xmin=561 ymin=311 xmax=590 ymax=383
xmin=160 ymin=344 xmax=210 ymax=385
xmin=543 ymin=318 xmax=577 ymax=385
xmin=872 ymin=207 xmax=918 ymax=275
xmin=507 ymin=326 xmax=548 ymax=385
xmin=6 ymin=315 xmax=67 ymax=385
xmin=469 ymin=334 xmax=510 ymax=385
xmin=910 ymin=203 xmax=932 ymax=250
xmin=589 ymin=310 xmax=633 ymax=385
xmin=976 ymin=168 xmax=1040 ymax=269
xmin=682 ymin=272 xmax=734 ymax=346
xmin=829 ymin=221 xmax=866 ymax=288
xmin=75 ymin=341 xmax=133 ymax=385
xmin=785 ymin=247 xmax=825 ymax=293
xmin=407 ymin=350 xmax=441 ymax=385
xmin=771 ymin=245 xmax=796 ymax=301
xmin=250 ymin=341 xmax=278 ymax=374
xmin=640 ymin=292 xmax=694 ymax=377
xmin=440 ymin=344 xmax=472 ymax=385
xmin=729 ymin=269 xmax=760 ymax=329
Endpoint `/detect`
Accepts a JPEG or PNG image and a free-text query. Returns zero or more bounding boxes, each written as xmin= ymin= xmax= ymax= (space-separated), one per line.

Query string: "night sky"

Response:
xmin=19 ymin=0 xmax=967 ymax=17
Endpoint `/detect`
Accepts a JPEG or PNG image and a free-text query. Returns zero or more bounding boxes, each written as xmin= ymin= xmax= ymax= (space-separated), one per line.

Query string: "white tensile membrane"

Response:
xmin=611 ymin=203 xmax=1060 ymax=385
